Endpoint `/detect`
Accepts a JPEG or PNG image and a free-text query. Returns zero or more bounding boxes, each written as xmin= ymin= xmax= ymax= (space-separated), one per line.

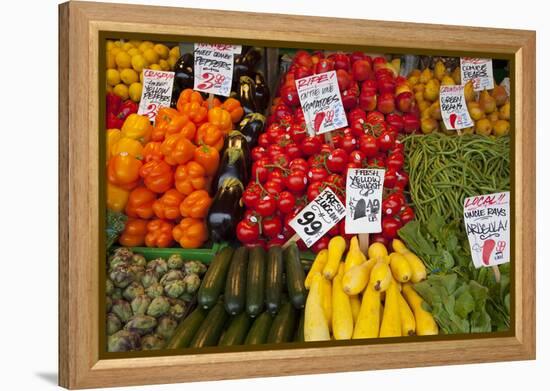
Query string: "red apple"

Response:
xmin=350 ymin=51 xmax=366 ymax=63
xmin=377 ymin=92 xmax=395 ymax=114
xmin=402 ymin=113 xmax=420 ymax=133
xmin=395 ymin=91 xmax=414 ymax=113
xmin=351 ymin=59 xmax=372 ymax=81
xmin=330 ymin=52 xmax=351 ymax=71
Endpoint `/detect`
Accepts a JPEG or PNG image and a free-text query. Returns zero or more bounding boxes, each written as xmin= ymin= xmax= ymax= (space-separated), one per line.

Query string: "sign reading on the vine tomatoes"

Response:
xmin=460 ymin=57 xmax=494 ymax=91
xmin=295 ymin=70 xmax=348 ymax=135
xmin=463 ymin=191 xmax=510 ymax=268
xmin=439 ymin=85 xmax=474 ymax=130
xmin=193 ymin=43 xmax=241 ymax=97
xmin=137 ymin=69 xmax=175 ymax=122
xmin=289 ymin=188 xmax=345 ymax=247
xmin=345 ymin=168 xmax=385 ymax=233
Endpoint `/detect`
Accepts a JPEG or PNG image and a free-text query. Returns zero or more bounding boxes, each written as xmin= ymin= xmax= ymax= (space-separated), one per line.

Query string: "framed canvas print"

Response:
xmin=58 ymin=1 xmax=536 ymax=389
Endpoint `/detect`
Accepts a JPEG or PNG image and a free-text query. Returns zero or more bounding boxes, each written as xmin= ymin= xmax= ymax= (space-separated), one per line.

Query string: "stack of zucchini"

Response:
xmin=167 ymin=243 xmax=307 ymax=348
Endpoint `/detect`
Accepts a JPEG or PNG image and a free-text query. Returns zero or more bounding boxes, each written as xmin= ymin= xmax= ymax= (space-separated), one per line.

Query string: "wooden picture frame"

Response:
xmin=58 ymin=1 xmax=536 ymax=389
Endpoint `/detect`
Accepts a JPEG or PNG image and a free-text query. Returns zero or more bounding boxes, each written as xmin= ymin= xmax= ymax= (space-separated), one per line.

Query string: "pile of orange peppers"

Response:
xmin=107 ymin=89 xmax=244 ymax=248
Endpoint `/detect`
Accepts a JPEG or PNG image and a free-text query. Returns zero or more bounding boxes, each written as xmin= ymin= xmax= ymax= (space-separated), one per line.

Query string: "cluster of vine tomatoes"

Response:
xmin=236 ymin=50 xmax=418 ymax=252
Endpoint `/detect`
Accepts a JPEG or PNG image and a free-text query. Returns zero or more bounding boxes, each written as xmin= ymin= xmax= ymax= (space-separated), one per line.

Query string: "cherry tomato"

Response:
xmin=349 ymin=150 xmax=365 ymax=164
xmin=307 ymin=181 xmax=324 ymax=201
xmin=264 ymin=180 xmax=284 ymax=195
xmin=289 ymin=124 xmax=307 ymax=144
xmin=382 ymin=197 xmax=401 ymax=216
xmin=267 ymin=169 xmax=285 ymax=187
xmin=307 ymin=167 xmax=328 ymax=182
xmin=395 ymin=171 xmax=409 ymax=190
xmin=400 ymin=206 xmax=415 ymax=225
xmin=387 ymin=152 xmax=404 ymax=171
xmin=289 ymin=158 xmax=309 ymax=173
xmin=251 ymin=146 xmax=266 ymax=161
xmin=347 ymin=161 xmax=362 ymax=170
xmin=285 ymin=143 xmax=302 ymax=160
xmin=262 ymin=215 xmax=283 ymax=238
xmin=301 ymin=136 xmax=322 ymax=156
xmin=381 ymin=216 xmax=402 ymax=239
xmin=340 ymin=134 xmax=357 ymax=153
xmin=387 ymin=191 xmax=406 ymax=208
xmin=255 ymin=195 xmax=277 ymax=217
xmin=266 ymin=123 xmax=284 ymax=143
xmin=359 ymin=134 xmax=379 ymax=157
xmin=258 ymin=133 xmax=270 ymax=148
xmin=277 ymin=191 xmax=296 ymax=214
xmin=252 ymin=158 xmax=269 ymax=183
xmin=377 ymin=131 xmax=395 ymax=152
xmin=242 ymin=184 xmax=261 ymax=209
xmin=267 ymin=144 xmax=284 ymax=161
xmin=326 ymin=148 xmax=348 ymax=173
xmin=236 ymin=220 xmax=260 ymax=244
xmin=267 ymin=235 xmax=287 ymax=248
xmin=285 ymin=170 xmax=308 ymax=193
xmin=384 ymin=169 xmax=397 ymax=188
xmin=311 ymin=236 xmax=330 ymax=253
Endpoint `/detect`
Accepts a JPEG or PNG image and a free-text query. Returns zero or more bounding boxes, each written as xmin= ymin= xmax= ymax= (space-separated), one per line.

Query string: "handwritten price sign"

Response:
xmin=193 ymin=43 xmax=241 ymax=97
xmin=295 ymin=71 xmax=348 ymax=135
xmin=137 ymin=69 xmax=175 ymax=122
xmin=439 ymin=85 xmax=474 ymax=130
xmin=345 ymin=168 xmax=385 ymax=233
xmin=460 ymin=58 xmax=494 ymax=91
xmin=463 ymin=191 xmax=510 ymax=268
xmin=289 ymin=188 xmax=345 ymax=247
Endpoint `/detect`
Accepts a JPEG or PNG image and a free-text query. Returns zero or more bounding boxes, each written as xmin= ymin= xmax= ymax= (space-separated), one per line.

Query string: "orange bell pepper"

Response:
xmin=221 ymin=98 xmax=244 ymax=124
xmin=125 ymin=186 xmax=156 ymax=219
xmin=107 ymin=152 xmax=142 ymax=190
xmin=110 ymin=137 xmax=144 ymax=159
xmin=193 ymin=144 xmax=220 ymax=176
xmin=106 ymin=129 xmax=121 ymax=163
xmin=152 ymin=189 xmax=185 ymax=220
xmin=121 ymin=113 xmax=152 ymax=144
xmin=195 ymin=123 xmax=224 ymax=151
xmin=161 ymin=133 xmax=196 ymax=166
xmin=139 ymin=159 xmax=174 ymax=193
xmin=179 ymin=189 xmax=212 ymax=219
xmin=119 ymin=217 xmax=147 ymax=247
xmin=142 ymin=141 xmax=163 ymax=162
xmin=151 ymin=108 xmax=196 ymax=141
xmin=107 ymin=182 xmax=130 ymax=213
xmin=172 ymin=217 xmax=208 ymax=248
xmin=145 ymin=219 xmax=175 ymax=248
xmin=177 ymin=89 xmax=208 ymax=124
xmin=174 ymin=161 xmax=207 ymax=195
xmin=207 ymin=106 xmax=232 ymax=133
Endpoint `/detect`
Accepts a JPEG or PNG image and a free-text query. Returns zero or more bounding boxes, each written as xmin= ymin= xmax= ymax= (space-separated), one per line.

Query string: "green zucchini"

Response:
xmin=165 ymin=307 xmax=207 ymax=349
xmin=197 ymin=247 xmax=234 ymax=309
xmin=284 ymin=243 xmax=307 ymax=309
xmin=267 ymin=301 xmax=297 ymax=343
xmin=246 ymin=246 xmax=266 ymax=317
xmin=265 ymin=246 xmax=284 ymax=314
xmin=189 ymin=302 xmax=228 ymax=348
xmin=224 ymin=247 xmax=249 ymax=315
xmin=244 ymin=311 xmax=273 ymax=345
xmin=218 ymin=312 xmax=252 ymax=346
xmin=294 ymin=310 xmax=305 ymax=342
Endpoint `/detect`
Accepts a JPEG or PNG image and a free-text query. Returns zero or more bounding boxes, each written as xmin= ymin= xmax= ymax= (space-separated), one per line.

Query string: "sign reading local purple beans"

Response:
xmin=439 ymin=85 xmax=474 ymax=130
xmin=345 ymin=168 xmax=385 ymax=233
xmin=289 ymin=188 xmax=345 ymax=247
xmin=295 ymin=70 xmax=348 ymax=135
xmin=463 ymin=191 xmax=510 ymax=268
xmin=193 ymin=43 xmax=242 ymax=97
xmin=460 ymin=57 xmax=494 ymax=91
xmin=137 ymin=69 xmax=175 ymax=122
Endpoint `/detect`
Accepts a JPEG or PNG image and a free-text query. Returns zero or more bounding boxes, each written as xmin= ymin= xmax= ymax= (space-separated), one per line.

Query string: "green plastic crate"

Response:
xmin=127 ymin=242 xmax=228 ymax=263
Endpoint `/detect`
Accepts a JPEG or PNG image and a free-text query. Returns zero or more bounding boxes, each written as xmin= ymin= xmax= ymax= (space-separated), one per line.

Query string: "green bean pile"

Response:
xmin=402 ymin=133 xmax=510 ymax=225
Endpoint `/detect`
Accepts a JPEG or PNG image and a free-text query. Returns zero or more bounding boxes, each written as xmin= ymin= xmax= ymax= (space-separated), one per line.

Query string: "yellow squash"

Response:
xmin=344 ymin=236 xmax=367 ymax=272
xmin=304 ymin=273 xmax=330 ymax=341
xmin=391 ymin=239 xmax=427 ymax=283
xmin=398 ymin=291 xmax=416 ymax=336
xmin=323 ymin=236 xmax=347 ymax=280
xmin=367 ymin=242 xmax=388 ymax=261
xmin=349 ymin=294 xmax=361 ymax=323
xmin=352 ymin=284 xmax=381 ymax=339
xmin=342 ymin=259 xmax=375 ymax=295
xmin=402 ymin=284 xmax=438 ymax=336
xmin=320 ymin=277 xmax=333 ymax=331
xmin=379 ymin=279 xmax=402 ymax=338
xmin=332 ymin=273 xmax=354 ymax=340
xmin=369 ymin=261 xmax=392 ymax=292
xmin=305 ymin=249 xmax=328 ymax=289
xmin=389 ymin=252 xmax=412 ymax=283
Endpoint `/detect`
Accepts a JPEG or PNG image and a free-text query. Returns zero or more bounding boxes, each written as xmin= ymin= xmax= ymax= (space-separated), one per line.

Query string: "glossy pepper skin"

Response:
xmin=151 ymin=108 xmax=196 ymax=142
xmin=107 ymin=153 xmax=142 ymax=190
xmin=107 ymin=183 xmax=130 ymax=213
xmin=125 ymin=186 xmax=156 ymax=219
xmin=195 ymin=123 xmax=224 ymax=151
xmin=152 ymin=189 xmax=185 ymax=220
xmin=207 ymin=106 xmax=232 ymax=133
xmin=193 ymin=144 xmax=220 ymax=176
xmin=145 ymin=219 xmax=175 ymax=248
xmin=121 ymin=113 xmax=152 ymax=144
xmin=179 ymin=189 xmax=212 ymax=219
xmin=119 ymin=218 xmax=147 ymax=247
xmin=172 ymin=217 xmax=208 ymax=248
xmin=176 ymin=89 xmax=208 ymax=124
xmin=110 ymin=137 xmax=144 ymax=159
xmin=139 ymin=159 xmax=174 ymax=193
xmin=174 ymin=161 xmax=207 ymax=195
xmin=106 ymin=129 xmax=122 ymax=163
xmin=161 ymin=133 xmax=196 ymax=166
xmin=142 ymin=141 xmax=163 ymax=162
xmin=221 ymin=98 xmax=244 ymax=124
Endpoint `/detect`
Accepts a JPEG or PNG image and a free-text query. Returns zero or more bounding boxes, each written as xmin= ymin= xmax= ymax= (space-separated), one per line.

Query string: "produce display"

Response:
xmin=103 ymin=39 xmax=512 ymax=353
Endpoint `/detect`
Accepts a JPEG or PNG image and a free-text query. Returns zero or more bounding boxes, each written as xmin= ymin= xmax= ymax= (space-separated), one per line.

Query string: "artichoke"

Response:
xmin=131 ymin=294 xmax=151 ymax=316
xmin=146 ymin=258 xmax=168 ymax=276
xmin=164 ymin=279 xmax=186 ymax=299
xmin=147 ymin=296 xmax=170 ymax=318
xmin=183 ymin=273 xmax=201 ymax=294
xmin=123 ymin=282 xmax=145 ymax=302
xmin=111 ymin=287 xmax=123 ymax=300
xmin=169 ymin=299 xmax=188 ymax=321
xmin=156 ymin=316 xmax=178 ymax=340
xmin=183 ymin=260 xmax=207 ymax=276
xmin=128 ymin=264 xmax=145 ymax=282
xmin=167 ymin=254 xmax=184 ymax=270
xmin=107 ymin=330 xmax=141 ymax=352
xmin=106 ymin=296 xmax=113 ymax=313
xmin=159 ymin=270 xmax=185 ymax=286
xmin=108 ymin=255 xmax=128 ymax=271
xmin=141 ymin=270 xmax=158 ymax=289
xmin=106 ymin=278 xmax=115 ymax=296
xmin=109 ymin=265 xmax=135 ymax=289
xmin=124 ymin=315 xmax=157 ymax=336
xmin=107 ymin=313 xmax=122 ymax=335
xmin=131 ymin=253 xmax=147 ymax=267
xmin=111 ymin=299 xmax=133 ymax=323
xmin=112 ymin=247 xmax=134 ymax=261
xmin=141 ymin=334 xmax=166 ymax=350
xmin=145 ymin=283 xmax=164 ymax=299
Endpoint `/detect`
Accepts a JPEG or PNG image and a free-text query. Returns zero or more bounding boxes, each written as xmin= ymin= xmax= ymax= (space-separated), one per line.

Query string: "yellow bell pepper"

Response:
xmin=107 ymin=182 xmax=130 ymax=212
xmin=121 ymin=113 xmax=152 ymax=144
xmin=106 ymin=129 xmax=121 ymax=163
xmin=110 ymin=137 xmax=144 ymax=159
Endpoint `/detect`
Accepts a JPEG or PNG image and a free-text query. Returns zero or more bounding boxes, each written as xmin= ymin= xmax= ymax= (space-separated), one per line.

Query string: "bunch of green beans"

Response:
xmin=402 ymin=133 xmax=510 ymax=225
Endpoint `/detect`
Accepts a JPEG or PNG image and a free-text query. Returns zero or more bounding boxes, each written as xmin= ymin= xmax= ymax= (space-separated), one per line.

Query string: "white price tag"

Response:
xmin=460 ymin=58 xmax=494 ymax=91
xmin=289 ymin=188 xmax=345 ymax=248
xmin=137 ymin=69 xmax=175 ymax=122
xmin=463 ymin=192 xmax=510 ymax=268
xmin=295 ymin=70 xmax=348 ymax=135
xmin=439 ymin=85 xmax=474 ymax=130
xmin=193 ymin=43 xmax=241 ymax=97
xmin=345 ymin=168 xmax=385 ymax=233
